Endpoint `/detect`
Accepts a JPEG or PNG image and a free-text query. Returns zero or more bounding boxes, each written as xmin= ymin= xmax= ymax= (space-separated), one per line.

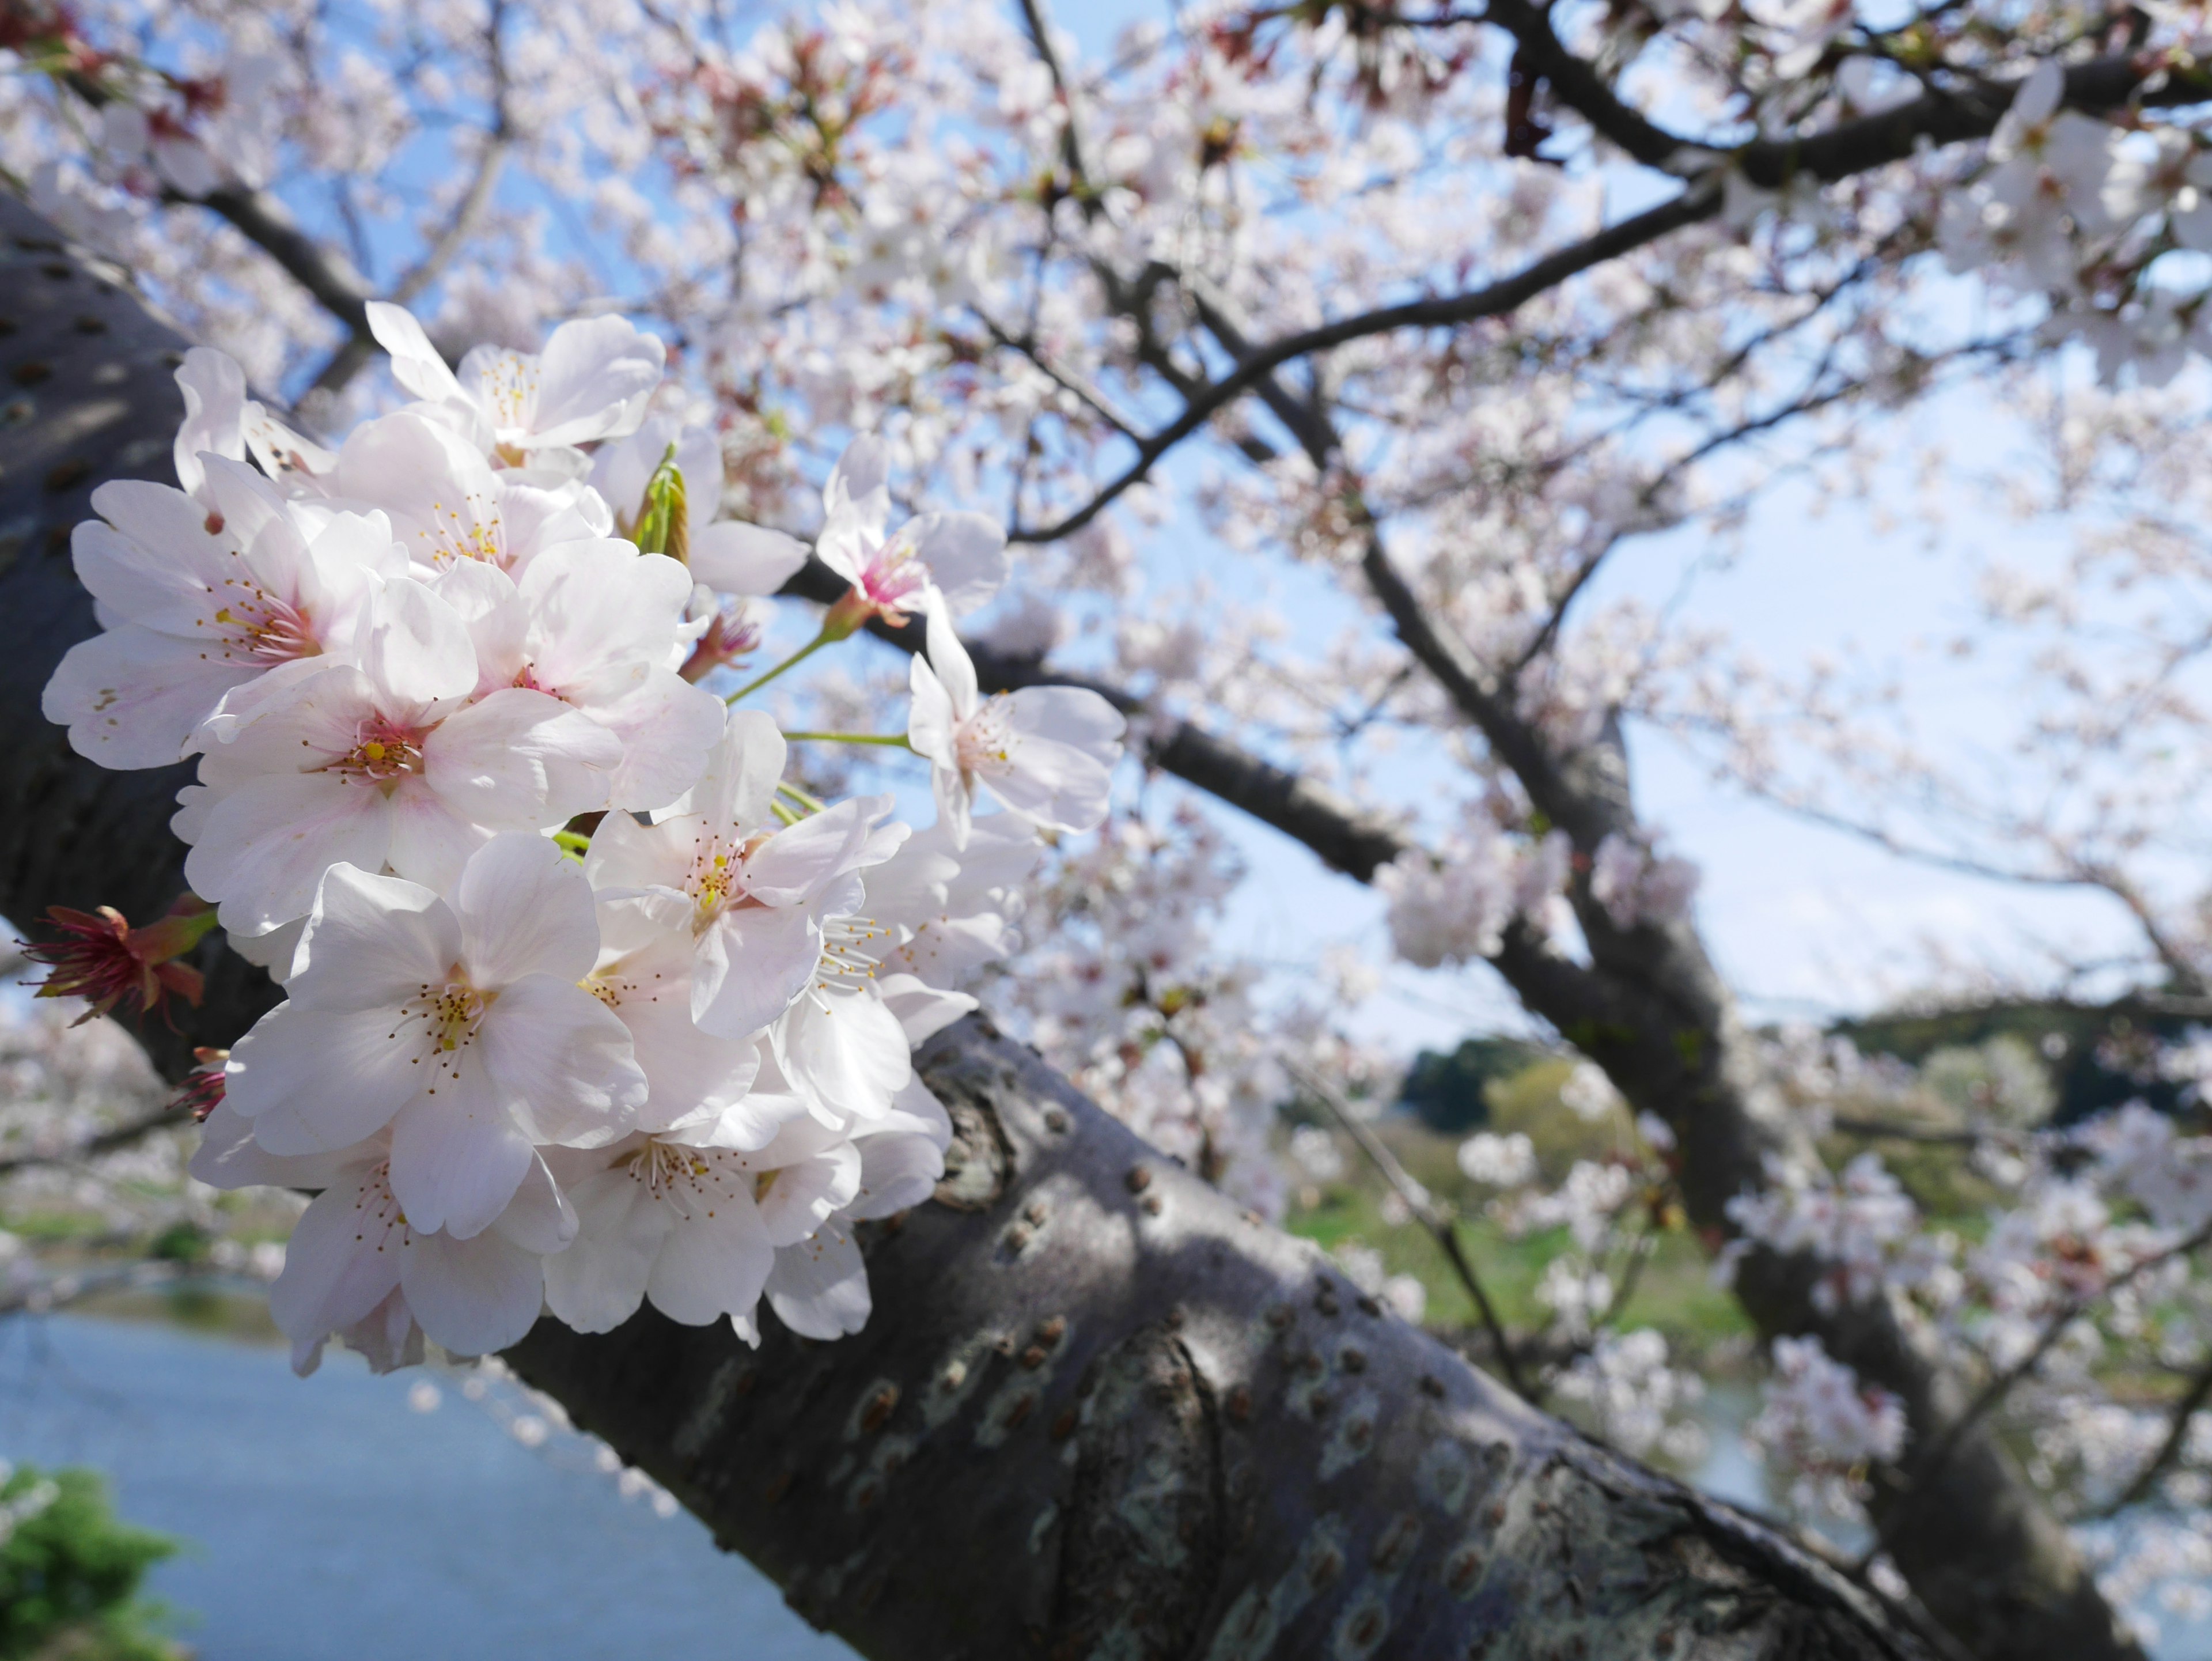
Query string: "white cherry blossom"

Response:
xmin=44 ymin=461 xmax=404 ymax=768
xmin=908 ymin=597 xmax=1123 ymax=846
xmin=223 ymin=836 xmax=647 ymax=1237
xmin=366 ymin=300 xmax=666 ymax=461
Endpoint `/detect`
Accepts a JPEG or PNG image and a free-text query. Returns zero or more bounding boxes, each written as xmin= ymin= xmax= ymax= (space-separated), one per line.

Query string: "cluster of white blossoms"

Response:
xmin=1747 ymin=1334 xmax=1910 ymax=1519
xmin=1724 ymin=1150 xmax=1962 ymax=1315
xmin=40 ymin=302 xmax=1124 ymax=1374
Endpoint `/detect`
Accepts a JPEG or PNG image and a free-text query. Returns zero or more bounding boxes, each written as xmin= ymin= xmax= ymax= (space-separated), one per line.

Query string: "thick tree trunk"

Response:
xmin=2 ymin=192 xmax=1933 ymax=1660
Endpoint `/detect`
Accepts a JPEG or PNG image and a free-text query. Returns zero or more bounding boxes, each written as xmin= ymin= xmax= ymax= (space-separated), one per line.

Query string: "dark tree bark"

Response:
xmin=0 ymin=192 xmax=1937 ymax=1660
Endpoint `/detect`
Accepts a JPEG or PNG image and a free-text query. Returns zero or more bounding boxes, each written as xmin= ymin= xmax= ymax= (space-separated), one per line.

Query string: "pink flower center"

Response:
xmin=623 ymin=1137 xmax=752 ymax=1221
xmin=332 ymin=717 xmax=428 ymax=785
xmin=954 ymin=695 xmax=1017 ymax=778
xmin=858 ymin=534 xmax=929 ymax=616
xmin=209 ymin=587 xmax=320 ymax=665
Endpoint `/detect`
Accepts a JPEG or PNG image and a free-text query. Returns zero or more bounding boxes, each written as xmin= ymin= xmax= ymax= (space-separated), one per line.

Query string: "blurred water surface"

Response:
xmin=0 ymin=1312 xmax=856 ymax=1661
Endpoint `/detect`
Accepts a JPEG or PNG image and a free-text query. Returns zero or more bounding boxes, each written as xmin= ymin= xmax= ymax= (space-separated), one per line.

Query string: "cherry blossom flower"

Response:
xmin=366 ymin=301 xmax=666 ymax=463
xmin=581 ymin=709 xmax=906 ymax=1045
xmin=321 ymin=411 xmax=607 ymax=574
xmin=542 ymin=1106 xmax=859 ymax=1334
xmin=190 ymin=1102 xmax=576 ymax=1369
xmin=813 ymin=436 xmax=1009 ymax=630
xmin=222 ymin=835 xmax=647 ymax=1238
xmin=433 ymin=540 xmax=724 ymax=811
xmin=43 ymin=461 xmax=405 ymax=768
xmin=908 ymin=597 xmax=1124 ymax=846
xmin=179 ymin=579 xmax=620 ymax=937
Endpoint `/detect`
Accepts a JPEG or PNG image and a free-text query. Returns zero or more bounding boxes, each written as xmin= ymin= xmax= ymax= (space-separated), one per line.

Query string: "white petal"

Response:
xmin=366 ymin=300 xmax=466 ymax=406
xmin=173 ymin=346 xmax=248 ymax=500
xmin=188 ymin=1100 xmax=357 ymax=1190
xmin=187 ymin=771 xmax=394 ymax=938
xmin=775 ymin=988 xmax=914 ymax=1124
xmin=401 ymin=1227 xmax=546 ymax=1355
xmin=426 ymin=687 xmax=621 ymax=827
xmin=688 ymin=522 xmax=810 ymax=596
xmin=646 ymin=1200 xmax=772 ymax=1326
xmin=592 ymin=672 xmax=725 ymax=813
xmin=454 ymin=833 xmax=601 ymax=986
xmin=543 ymin=1164 xmax=674 ymax=1333
xmin=525 ymin=315 xmax=666 ymax=446
xmin=359 ymin=574 xmax=479 ymax=707
xmin=765 ymin=1227 xmax=870 ymax=1340
xmin=267 ymin=1166 xmax=406 ymax=1346
xmin=907 ymin=510 xmax=1007 ymax=615
xmin=848 ymin=1127 xmax=946 ymax=1220
xmin=491 ymin=1151 xmax=581 ymax=1255
xmin=44 ymin=626 xmax=255 ymax=768
xmin=691 ymin=902 xmax=820 ymax=1040
xmin=752 ymin=1139 xmax=861 ymax=1246
xmin=479 ymin=973 xmax=646 ymax=1145
xmin=287 ymin=862 xmax=459 ymax=1012
xmin=386 ymin=1053 xmax=537 ymax=1239
xmin=876 ymin=972 xmax=978 ymax=1043
xmin=230 ymin=1004 xmax=421 ymax=1153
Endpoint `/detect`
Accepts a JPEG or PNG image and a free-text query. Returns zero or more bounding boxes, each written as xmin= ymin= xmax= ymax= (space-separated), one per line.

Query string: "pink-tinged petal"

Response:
xmin=765 ymin=1227 xmax=870 ymax=1340
xmin=646 ymin=1201 xmax=772 ymax=1326
xmin=383 ymin=782 xmax=490 ymax=894
xmin=359 ymin=573 xmax=478 ymax=707
xmin=173 ymin=346 xmax=248 ymax=500
xmin=688 ymin=522 xmax=809 ymax=597
xmin=454 ymin=833 xmax=601 ymax=986
xmin=266 ymin=1166 xmax=407 ymax=1346
xmin=848 ymin=1128 xmax=947 ymax=1220
xmin=590 ymin=674 xmax=724 ymax=814
xmin=751 ymin=1138 xmax=861 ymax=1247
xmin=691 ymin=707 xmax=785 ymax=830
xmin=876 ymin=972 xmax=978 ymax=1043
xmin=740 ymin=796 xmax=898 ymax=906
xmin=543 ymin=1165 xmax=674 ymax=1333
xmin=287 ymin=862 xmax=458 ymax=1011
xmin=81 ymin=480 xmax=237 ymax=604
xmin=479 ymin=974 xmax=646 ymax=1145
xmin=401 ymin=1227 xmax=545 ymax=1356
xmin=906 ymin=511 xmax=1007 ymax=615
xmin=188 ymin=1100 xmax=358 ymax=1191
xmin=387 ymin=1055 xmax=536 ymax=1239
xmin=426 ymin=687 xmax=620 ymax=828
xmin=579 ymin=805 xmax=692 ymax=894
xmin=230 ymin=1004 xmax=421 ymax=1153
xmin=523 ymin=315 xmax=666 ymax=447
xmin=691 ymin=903 xmax=820 ymax=1040
xmin=186 ymin=772 xmax=392 ymax=936
xmin=922 ymin=593 xmax=979 ymax=713
xmin=366 ymin=301 xmax=466 ymax=406
xmin=491 ymin=1152 xmax=581 ymax=1255
xmin=44 ymin=627 xmax=255 ymax=769
xmin=774 ymin=987 xmax=913 ymax=1125
xmin=520 ymin=543 xmax=694 ymax=691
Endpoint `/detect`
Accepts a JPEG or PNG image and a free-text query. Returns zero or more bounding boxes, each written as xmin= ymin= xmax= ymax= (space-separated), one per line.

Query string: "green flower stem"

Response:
xmin=780 ymin=731 xmax=914 ymax=749
xmin=724 ymin=628 xmax=834 ymax=705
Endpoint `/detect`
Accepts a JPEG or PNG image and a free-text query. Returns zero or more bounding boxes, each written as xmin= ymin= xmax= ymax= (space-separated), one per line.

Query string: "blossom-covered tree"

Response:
xmin=10 ymin=0 xmax=2212 ymax=1655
